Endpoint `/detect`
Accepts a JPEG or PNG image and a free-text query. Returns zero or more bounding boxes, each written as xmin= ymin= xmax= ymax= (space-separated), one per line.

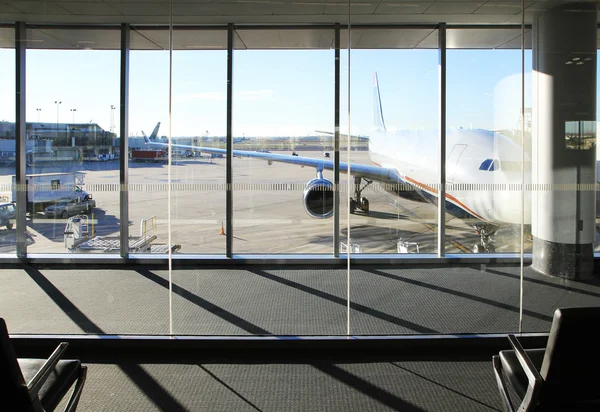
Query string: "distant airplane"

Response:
xmin=141 ymin=122 xmax=161 ymax=141
xmin=144 ymin=74 xmax=532 ymax=253
xmin=233 ymin=137 xmax=248 ymax=143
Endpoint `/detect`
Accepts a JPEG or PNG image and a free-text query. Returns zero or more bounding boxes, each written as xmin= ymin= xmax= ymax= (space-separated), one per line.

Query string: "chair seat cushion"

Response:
xmin=18 ymin=358 xmax=81 ymax=411
xmin=499 ymin=348 xmax=545 ymax=399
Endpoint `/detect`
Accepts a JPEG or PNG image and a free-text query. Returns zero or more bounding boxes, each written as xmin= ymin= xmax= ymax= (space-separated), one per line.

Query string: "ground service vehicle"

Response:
xmin=44 ymin=194 xmax=96 ymax=219
xmin=0 ymin=202 xmax=16 ymax=229
xmin=11 ymin=172 xmax=89 ymax=213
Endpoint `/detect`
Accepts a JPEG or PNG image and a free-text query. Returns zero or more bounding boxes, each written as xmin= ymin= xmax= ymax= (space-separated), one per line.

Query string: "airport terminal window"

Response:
xmin=169 ymin=35 xmax=227 ymax=255
xmin=0 ymin=27 xmax=15 ymax=253
xmin=25 ymin=28 xmax=120 ymax=255
xmin=447 ymin=42 xmax=531 ymax=255
xmin=232 ymin=29 xmax=335 ymax=254
xmin=342 ymin=41 xmax=439 ymax=257
xmin=129 ymin=42 xmax=172 ymax=255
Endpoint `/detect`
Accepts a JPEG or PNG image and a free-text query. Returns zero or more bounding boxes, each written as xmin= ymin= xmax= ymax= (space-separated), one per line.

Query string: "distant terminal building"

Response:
xmin=0 ymin=121 xmax=117 ymax=163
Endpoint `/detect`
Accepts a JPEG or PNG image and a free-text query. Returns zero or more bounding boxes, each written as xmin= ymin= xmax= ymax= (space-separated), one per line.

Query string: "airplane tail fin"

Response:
xmin=149 ymin=122 xmax=161 ymax=140
xmin=373 ymin=72 xmax=386 ymax=132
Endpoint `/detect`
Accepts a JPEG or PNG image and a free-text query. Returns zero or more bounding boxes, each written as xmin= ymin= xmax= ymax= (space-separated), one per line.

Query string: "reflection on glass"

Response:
xmin=565 ymin=120 xmax=596 ymax=150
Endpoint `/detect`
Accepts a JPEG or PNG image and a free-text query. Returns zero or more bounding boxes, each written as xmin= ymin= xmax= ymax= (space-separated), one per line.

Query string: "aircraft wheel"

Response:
xmin=6 ymin=222 xmax=12 ymax=230
xmin=485 ymin=245 xmax=495 ymax=253
xmin=360 ymin=198 xmax=369 ymax=213
xmin=349 ymin=199 xmax=356 ymax=214
xmin=473 ymin=244 xmax=485 ymax=253
xmin=61 ymin=211 xmax=68 ymax=219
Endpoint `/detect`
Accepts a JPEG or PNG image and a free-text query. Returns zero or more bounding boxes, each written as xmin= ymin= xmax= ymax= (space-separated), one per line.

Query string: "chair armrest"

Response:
xmin=507 ymin=335 xmax=543 ymax=411
xmin=27 ymin=342 xmax=69 ymax=395
xmin=507 ymin=335 xmax=543 ymax=385
xmin=492 ymin=355 xmax=516 ymax=412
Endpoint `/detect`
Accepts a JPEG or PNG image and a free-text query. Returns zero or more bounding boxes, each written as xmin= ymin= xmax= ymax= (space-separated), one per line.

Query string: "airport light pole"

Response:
xmin=110 ymin=104 xmax=116 ymax=134
xmin=36 ymin=108 xmax=41 ymax=122
xmin=54 ymin=100 xmax=61 ymax=142
xmin=70 ymin=108 xmax=77 ymax=124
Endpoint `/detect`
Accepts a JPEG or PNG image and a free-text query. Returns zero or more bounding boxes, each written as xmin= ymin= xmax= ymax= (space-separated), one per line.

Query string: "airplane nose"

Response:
xmin=492 ymin=182 xmax=531 ymax=225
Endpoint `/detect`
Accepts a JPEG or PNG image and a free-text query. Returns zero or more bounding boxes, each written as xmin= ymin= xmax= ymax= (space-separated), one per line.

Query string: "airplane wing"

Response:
xmin=143 ymin=136 xmax=402 ymax=184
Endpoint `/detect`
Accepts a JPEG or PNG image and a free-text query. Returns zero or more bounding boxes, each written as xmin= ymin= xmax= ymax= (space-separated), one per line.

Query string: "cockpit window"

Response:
xmin=479 ymin=158 xmax=499 ymax=171
xmin=479 ymin=159 xmax=494 ymax=171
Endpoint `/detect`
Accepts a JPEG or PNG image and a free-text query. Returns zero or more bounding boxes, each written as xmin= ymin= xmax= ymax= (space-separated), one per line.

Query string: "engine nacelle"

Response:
xmin=303 ymin=177 xmax=334 ymax=218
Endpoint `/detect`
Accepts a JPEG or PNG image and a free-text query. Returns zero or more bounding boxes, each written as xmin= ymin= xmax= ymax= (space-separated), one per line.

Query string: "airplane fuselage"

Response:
xmin=368 ymin=128 xmax=532 ymax=226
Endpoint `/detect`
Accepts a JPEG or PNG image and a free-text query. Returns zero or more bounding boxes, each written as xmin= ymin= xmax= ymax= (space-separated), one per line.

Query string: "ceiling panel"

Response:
xmin=340 ymin=28 xmax=438 ymax=49
xmin=234 ymin=28 xmax=334 ymax=49
xmin=324 ymin=2 xmax=378 ymax=14
xmin=0 ymin=0 xmax=568 ymax=25
xmin=26 ymin=27 xmax=121 ymax=49
xmin=425 ymin=2 xmax=486 ymax=14
xmin=54 ymin=2 xmax=122 ymax=15
xmin=131 ymin=28 xmax=228 ymax=49
xmin=374 ymin=3 xmax=435 ymax=15
xmin=0 ymin=26 xmax=14 ymax=48
xmin=109 ymin=2 xmax=169 ymax=16
xmin=447 ymin=28 xmax=530 ymax=49
xmin=474 ymin=2 xmax=533 ymax=15
xmin=8 ymin=1 xmax=72 ymax=15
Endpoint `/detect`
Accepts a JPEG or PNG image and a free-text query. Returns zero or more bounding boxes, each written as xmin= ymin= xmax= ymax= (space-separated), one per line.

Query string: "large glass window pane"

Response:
xmin=0 ymin=26 xmax=16 ymax=254
xmin=26 ymin=27 xmax=120 ymax=255
xmin=447 ymin=29 xmax=530 ymax=256
xmin=171 ymin=30 xmax=227 ymax=254
xmin=129 ymin=28 xmax=171 ymax=255
xmin=232 ymin=29 xmax=335 ymax=254
xmin=342 ymin=29 xmax=439 ymax=258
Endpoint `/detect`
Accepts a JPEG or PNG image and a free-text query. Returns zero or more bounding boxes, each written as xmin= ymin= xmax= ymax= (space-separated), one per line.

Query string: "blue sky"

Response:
xmin=0 ymin=46 xmax=542 ymax=138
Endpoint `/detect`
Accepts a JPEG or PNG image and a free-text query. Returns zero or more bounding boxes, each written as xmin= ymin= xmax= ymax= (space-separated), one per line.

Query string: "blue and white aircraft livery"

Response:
xmin=143 ymin=73 xmax=532 ymax=253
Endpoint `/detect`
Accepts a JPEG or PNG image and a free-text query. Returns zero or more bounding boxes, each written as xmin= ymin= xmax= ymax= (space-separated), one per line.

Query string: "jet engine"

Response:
xmin=303 ymin=177 xmax=334 ymax=218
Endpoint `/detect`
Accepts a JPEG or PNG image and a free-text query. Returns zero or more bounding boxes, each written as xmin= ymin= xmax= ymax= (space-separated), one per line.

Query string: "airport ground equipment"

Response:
xmin=130 ymin=148 xmax=168 ymax=163
xmin=397 ymin=238 xmax=419 ymax=253
xmin=0 ymin=317 xmax=87 ymax=411
xmin=0 ymin=201 xmax=16 ymax=230
xmin=65 ymin=215 xmax=181 ymax=253
xmin=492 ymin=306 xmax=600 ymax=412
xmin=340 ymin=239 xmax=362 ymax=253
xmin=11 ymin=172 xmax=91 ymax=213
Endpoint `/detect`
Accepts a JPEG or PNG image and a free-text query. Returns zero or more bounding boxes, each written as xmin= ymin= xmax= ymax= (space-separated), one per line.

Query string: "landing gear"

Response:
xmin=349 ymin=176 xmax=372 ymax=215
xmin=471 ymin=224 xmax=497 ymax=253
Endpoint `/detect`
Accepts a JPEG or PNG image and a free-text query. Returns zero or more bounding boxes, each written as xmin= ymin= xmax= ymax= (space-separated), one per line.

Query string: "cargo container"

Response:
xmin=130 ymin=149 xmax=168 ymax=163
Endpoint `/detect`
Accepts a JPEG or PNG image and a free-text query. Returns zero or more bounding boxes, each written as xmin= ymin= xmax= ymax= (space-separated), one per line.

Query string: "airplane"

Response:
xmin=233 ymin=137 xmax=248 ymax=143
xmin=143 ymin=73 xmax=532 ymax=253
xmin=141 ymin=122 xmax=161 ymax=141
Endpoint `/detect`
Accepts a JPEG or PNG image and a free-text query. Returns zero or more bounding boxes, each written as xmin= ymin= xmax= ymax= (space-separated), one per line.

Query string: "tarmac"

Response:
xmin=1 ymin=150 xmax=532 ymax=255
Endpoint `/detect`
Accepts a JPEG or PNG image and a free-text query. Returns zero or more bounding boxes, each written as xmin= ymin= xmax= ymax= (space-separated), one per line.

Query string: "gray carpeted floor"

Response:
xmin=4 ymin=264 xmax=599 ymax=411
xmin=2 ymin=264 xmax=599 ymax=336
xmin=66 ymin=360 xmax=503 ymax=412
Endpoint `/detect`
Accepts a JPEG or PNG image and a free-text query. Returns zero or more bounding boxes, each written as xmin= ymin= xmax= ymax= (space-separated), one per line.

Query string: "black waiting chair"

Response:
xmin=0 ymin=318 xmax=87 ymax=411
xmin=492 ymin=306 xmax=600 ymax=412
